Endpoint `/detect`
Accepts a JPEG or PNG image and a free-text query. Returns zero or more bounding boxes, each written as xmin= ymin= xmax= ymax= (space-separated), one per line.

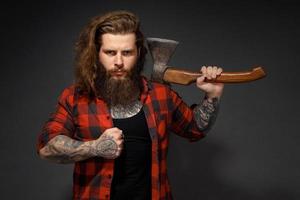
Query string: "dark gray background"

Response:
xmin=1 ymin=0 xmax=299 ymax=199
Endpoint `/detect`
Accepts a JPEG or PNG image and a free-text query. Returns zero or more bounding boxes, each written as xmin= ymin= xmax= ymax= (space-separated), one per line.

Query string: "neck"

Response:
xmin=110 ymin=100 xmax=143 ymax=119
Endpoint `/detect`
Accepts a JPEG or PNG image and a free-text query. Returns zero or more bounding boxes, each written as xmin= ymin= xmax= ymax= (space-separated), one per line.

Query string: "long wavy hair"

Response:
xmin=74 ymin=10 xmax=147 ymax=99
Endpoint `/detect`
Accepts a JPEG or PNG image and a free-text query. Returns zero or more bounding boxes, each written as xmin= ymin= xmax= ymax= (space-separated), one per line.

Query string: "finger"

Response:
xmin=212 ymin=66 xmax=218 ymax=78
xmin=104 ymin=127 xmax=121 ymax=137
xmin=109 ymin=129 xmax=123 ymax=139
xmin=119 ymin=142 xmax=124 ymax=149
xmin=110 ymin=127 xmax=121 ymax=132
xmin=207 ymin=66 xmax=213 ymax=79
xmin=115 ymin=131 xmax=124 ymax=139
xmin=116 ymin=138 xmax=124 ymax=145
xmin=113 ymin=128 xmax=122 ymax=134
xmin=197 ymin=75 xmax=206 ymax=85
xmin=217 ymin=67 xmax=223 ymax=75
xmin=201 ymin=66 xmax=206 ymax=73
xmin=100 ymin=132 xmax=114 ymax=140
xmin=201 ymin=66 xmax=207 ymax=77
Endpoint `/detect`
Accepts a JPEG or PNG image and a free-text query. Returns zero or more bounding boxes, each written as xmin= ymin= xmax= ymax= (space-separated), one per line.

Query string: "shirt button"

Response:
xmin=108 ymin=174 xmax=112 ymax=179
xmin=106 ymin=115 xmax=110 ymax=120
xmin=105 ymin=194 xmax=109 ymax=199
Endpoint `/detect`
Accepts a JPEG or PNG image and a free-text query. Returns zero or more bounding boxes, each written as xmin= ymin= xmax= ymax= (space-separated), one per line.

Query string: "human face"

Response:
xmin=98 ymin=33 xmax=138 ymax=79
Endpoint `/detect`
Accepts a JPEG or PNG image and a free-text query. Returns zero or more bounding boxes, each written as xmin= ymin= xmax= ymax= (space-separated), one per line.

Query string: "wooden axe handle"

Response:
xmin=163 ymin=66 xmax=266 ymax=85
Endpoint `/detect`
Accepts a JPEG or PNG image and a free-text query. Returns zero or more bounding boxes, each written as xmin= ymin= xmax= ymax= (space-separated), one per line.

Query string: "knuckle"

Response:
xmin=117 ymin=131 xmax=123 ymax=136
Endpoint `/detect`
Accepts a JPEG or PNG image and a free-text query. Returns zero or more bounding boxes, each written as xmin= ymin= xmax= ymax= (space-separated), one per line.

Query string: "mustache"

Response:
xmin=108 ymin=68 xmax=128 ymax=73
xmin=107 ymin=69 xmax=129 ymax=74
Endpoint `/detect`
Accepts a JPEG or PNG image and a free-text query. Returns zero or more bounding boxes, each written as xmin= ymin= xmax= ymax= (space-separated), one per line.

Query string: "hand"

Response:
xmin=196 ymin=66 xmax=224 ymax=99
xmin=91 ymin=127 xmax=124 ymax=159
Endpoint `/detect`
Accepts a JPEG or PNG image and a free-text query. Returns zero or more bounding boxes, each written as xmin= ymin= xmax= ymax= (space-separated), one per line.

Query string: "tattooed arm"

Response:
xmin=193 ymin=95 xmax=220 ymax=134
xmin=192 ymin=65 xmax=223 ymax=133
xmin=38 ymin=127 xmax=124 ymax=164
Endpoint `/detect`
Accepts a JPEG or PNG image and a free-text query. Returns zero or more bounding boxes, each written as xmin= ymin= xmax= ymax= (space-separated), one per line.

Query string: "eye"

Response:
xmin=122 ymin=50 xmax=133 ymax=56
xmin=104 ymin=50 xmax=116 ymax=56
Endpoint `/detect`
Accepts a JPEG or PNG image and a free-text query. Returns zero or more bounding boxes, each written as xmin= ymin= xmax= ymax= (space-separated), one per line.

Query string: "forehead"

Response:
xmin=100 ymin=33 xmax=136 ymax=49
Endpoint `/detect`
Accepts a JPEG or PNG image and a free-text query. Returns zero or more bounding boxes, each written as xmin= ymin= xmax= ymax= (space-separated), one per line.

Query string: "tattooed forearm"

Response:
xmin=38 ymin=135 xmax=94 ymax=164
xmin=193 ymin=96 xmax=220 ymax=133
xmin=38 ymin=134 xmax=119 ymax=164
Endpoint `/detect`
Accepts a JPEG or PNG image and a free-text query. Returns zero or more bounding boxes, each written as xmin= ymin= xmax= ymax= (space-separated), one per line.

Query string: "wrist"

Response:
xmin=84 ymin=140 xmax=97 ymax=157
xmin=206 ymin=92 xmax=222 ymax=100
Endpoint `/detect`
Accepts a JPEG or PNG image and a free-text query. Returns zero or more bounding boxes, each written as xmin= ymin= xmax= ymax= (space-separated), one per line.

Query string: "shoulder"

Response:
xmin=149 ymin=81 xmax=171 ymax=92
xmin=56 ymin=84 xmax=79 ymax=105
xmin=148 ymin=81 xmax=181 ymax=99
xmin=58 ymin=84 xmax=76 ymax=98
xmin=141 ymin=76 xmax=172 ymax=95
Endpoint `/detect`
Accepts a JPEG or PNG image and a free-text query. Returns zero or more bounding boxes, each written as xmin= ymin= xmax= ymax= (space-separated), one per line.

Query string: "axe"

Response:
xmin=146 ymin=38 xmax=266 ymax=84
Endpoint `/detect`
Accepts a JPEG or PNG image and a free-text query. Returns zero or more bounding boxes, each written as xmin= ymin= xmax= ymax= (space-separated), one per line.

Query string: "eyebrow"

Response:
xmin=102 ymin=48 xmax=135 ymax=51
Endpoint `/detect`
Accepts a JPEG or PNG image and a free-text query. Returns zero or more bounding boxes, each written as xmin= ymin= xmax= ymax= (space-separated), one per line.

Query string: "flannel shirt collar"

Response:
xmin=140 ymin=75 xmax=153 ymax=103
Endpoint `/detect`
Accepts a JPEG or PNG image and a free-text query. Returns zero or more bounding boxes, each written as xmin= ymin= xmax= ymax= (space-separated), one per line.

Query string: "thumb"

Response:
xmin=196 ymin=75 xmax=206 ymax=86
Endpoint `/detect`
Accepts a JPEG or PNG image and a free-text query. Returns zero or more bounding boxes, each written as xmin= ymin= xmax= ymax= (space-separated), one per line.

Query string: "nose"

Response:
xmin=114 ymin=53 xmax=124 ymax=69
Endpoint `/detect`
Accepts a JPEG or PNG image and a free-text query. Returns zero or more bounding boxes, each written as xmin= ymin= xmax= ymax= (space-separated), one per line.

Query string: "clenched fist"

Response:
xmin=196 ymin=65 xmax=224 ymax=99
xmin=90 ymin=127 xmax=124 ymax=159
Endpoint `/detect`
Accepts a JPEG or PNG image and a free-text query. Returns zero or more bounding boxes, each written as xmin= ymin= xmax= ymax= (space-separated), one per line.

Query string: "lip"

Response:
xmin=111 ymin=71 xmax=126 ymax=77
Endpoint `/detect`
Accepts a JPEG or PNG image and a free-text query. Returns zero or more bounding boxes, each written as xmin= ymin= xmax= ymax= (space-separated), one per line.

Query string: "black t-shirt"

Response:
xmin=111 ymin=109 xmax=152 ymax=200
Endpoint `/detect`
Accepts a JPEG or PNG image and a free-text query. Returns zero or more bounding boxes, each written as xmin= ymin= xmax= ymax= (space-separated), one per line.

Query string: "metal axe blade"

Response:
xmin=146 ymin=38 xmax=179 ymax=83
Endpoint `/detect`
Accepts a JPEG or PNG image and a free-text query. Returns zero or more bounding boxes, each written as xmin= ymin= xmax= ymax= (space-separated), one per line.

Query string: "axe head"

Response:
xmin=146 ymin=38 xmax=179 ymax=83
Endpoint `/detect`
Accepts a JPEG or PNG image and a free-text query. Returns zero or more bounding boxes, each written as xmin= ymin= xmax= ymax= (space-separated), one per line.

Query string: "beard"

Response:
xmin=95 ymin=64 xmax=143 ymax=107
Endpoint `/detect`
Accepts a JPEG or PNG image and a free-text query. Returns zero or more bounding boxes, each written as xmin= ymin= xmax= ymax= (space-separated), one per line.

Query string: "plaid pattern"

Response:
xmin=37 ymin=77 xmax=205 ymax=200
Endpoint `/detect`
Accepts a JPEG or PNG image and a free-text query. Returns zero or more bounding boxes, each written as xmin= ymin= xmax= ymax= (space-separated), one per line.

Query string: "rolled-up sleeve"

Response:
xmin=36 ymin=86 xmax=76 ymax=151
xmin=168 ymin=88 xmax=205 ymax=142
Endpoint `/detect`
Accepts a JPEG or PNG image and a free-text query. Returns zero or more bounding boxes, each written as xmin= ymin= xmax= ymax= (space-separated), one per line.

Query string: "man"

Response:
xmin=37 ymin=10 xmax=224 ymax=200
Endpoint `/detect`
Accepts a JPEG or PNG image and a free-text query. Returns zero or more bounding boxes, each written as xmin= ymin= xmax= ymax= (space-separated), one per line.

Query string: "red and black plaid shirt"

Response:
xmin=37 ymin=77 xmax=205 ymax=200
